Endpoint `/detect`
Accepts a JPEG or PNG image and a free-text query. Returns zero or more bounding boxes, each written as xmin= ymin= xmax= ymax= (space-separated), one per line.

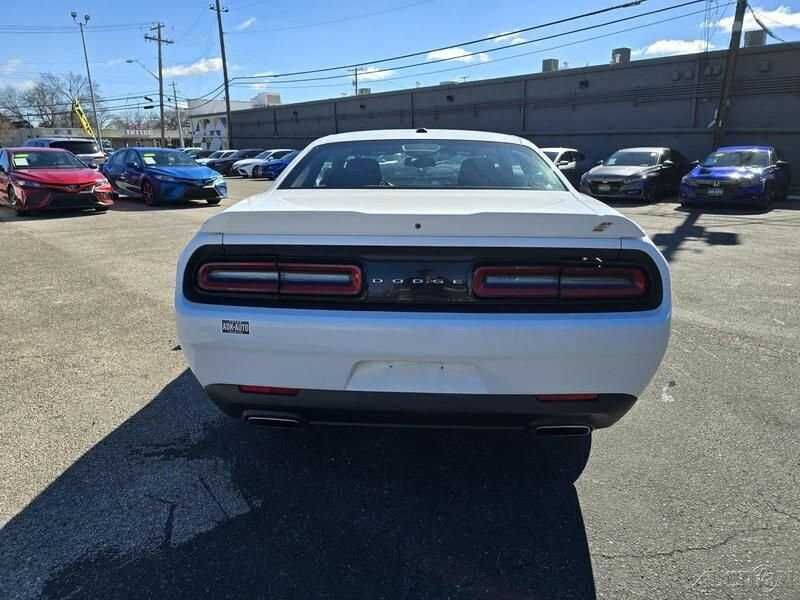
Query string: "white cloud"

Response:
xmin=714 ymin=5 xmax=800 ymax=31
xmin=478 ymin=52 xmax=491 ymax=62
xmin=1 ymin=58 xmax=22 ymax=75
xmin=357 ymin=66 xmax=394 ymax=81
xmin=634 ymin=39 xmax=716 ymax=57
xmin=235 ymin=17 xmax=257 ymax=31
xmin=427 ymin=47 xmax=484 ymax=62
xmin=489 ymin=31 xmax=527 ymax=45
xmin=162 ymin=57 xmax=223 ymax=77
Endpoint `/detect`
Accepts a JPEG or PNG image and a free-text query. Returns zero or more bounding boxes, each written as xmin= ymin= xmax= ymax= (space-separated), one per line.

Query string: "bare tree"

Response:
xmin=0 ymin=72 xmax=104 ymax=130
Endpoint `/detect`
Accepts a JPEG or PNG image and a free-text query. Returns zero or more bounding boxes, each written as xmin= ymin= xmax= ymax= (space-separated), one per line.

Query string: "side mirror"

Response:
xmin=661 ymin=160 xmax=675 ymax=167
xmin=596 ymin=159 xmax=604 ymax=166
xmin=557 ymin=160 xmax=569 ymax=167
xmin=89 ymin=163 xmax=99 ymax=170
xmin=690 ymin=159 xmax=700 ymax=167
xmin=775 ymin=160 xmax=789 ymax=168
xmin=126 ymin=161 xmax=140 ymax=170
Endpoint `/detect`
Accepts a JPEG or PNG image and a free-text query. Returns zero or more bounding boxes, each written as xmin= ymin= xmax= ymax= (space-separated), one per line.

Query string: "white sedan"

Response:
xmin=175 ymin=129 xmax=670 ymax=435
xmin=231 ymin=149 xmax=295 ymax=177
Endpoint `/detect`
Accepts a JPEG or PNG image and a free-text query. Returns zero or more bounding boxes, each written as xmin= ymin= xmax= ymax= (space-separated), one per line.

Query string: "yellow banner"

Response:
xmin=72 ymin=99 xmax=95 ymax=139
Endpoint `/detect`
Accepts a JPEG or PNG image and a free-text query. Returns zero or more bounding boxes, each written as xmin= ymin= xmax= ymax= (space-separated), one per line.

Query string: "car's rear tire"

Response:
xmin=206 ymin=198 xmax=221 ymax=205
xmin=95 ymin=206 xmax=109 ymax=213
xmin=141 ymin=180 xmax=157 ymax=206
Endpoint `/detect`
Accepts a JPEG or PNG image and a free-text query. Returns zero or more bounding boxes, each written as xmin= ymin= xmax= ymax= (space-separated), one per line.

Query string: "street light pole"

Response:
xmin=71 ymin=12 xmax=103 ymax=150
xmin=172 ymin=81 xmax=185 ymax=147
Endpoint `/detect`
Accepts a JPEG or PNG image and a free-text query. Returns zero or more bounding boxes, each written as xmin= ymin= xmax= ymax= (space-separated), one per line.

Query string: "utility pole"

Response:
xmin=145 ymin=23 xmax=173 ymax=147
xmin=71 ymin=12 xmax=103 ymax=151
xmin=172 ymin=82 xmax=185 ymax=148
xmin=354 ymin=67 xmax=359 ymax=95
xmin=712 ymin=0 xmax=747 ymax=148
xmin=211 ymin=0 xmax=233 ymax=149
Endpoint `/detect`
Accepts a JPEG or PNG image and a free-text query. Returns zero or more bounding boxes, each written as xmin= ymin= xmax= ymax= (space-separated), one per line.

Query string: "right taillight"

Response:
xmin=559 ymin=267 xmax=646 ymax=299
xmin=472 ymin=265 xmax=647 ymax=300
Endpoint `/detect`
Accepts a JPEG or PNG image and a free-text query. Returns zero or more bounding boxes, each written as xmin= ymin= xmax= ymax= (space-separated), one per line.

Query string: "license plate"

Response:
xmin=708 ymin=187 xmax=723 ymax=196
xmin=598 ymin=184 xmax=611 ymax=192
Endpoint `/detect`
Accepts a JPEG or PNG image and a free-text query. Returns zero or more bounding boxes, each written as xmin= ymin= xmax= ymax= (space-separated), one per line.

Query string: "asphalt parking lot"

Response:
xmin=1 ymin=179 xmax=798 ymax=600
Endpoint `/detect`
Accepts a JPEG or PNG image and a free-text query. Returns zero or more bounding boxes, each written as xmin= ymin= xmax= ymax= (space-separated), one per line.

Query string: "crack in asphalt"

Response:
xmin=593 ymin=525 xmax=775 ymax=560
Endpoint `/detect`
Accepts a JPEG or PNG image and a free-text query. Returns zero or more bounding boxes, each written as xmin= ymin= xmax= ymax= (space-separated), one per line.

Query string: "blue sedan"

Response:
xmin=102 ymin=148 xmax=227 ymax=206
xmin=252 ymin=150 xmax=299 ymax=179
xmin=680 ymin=145 xmax=791 ymax=209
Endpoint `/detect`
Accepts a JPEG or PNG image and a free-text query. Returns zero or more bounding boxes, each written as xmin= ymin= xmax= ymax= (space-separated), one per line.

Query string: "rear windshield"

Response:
xmin=49 ymin=140 xmax=99 ymax=155
xmin=280 ymin=140 xmax=565 ymax=190
xmin=703 ymin=149 xmax=770 ymax=168
xmin=606 ymin=150 xmax=661 ymax=167
xmin=11 ymin=150 xmax=86 ymax=169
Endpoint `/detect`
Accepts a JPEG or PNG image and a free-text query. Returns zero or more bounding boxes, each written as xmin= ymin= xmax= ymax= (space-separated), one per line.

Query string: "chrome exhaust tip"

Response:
xmin=535 ymin=425 xmax=592 ymax=437
xmin=242 ymin=410 xmax=305 ymax=428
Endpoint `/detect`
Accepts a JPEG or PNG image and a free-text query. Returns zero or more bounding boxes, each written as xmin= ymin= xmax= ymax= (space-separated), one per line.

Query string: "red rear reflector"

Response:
xmin=279 ymin=263 xmax=362 ymax=296
xmin=473 ymin=266 xmax=559 ymax=298
xmin=238 ymin=385 xmax=300 ymax=396
xmin=537 ymin=394 xmax=598 ymax=402
xmin=560 ymin=267 xmax=647 ymax=299
xmin=198 ymin=262 xmax=278 ymax=293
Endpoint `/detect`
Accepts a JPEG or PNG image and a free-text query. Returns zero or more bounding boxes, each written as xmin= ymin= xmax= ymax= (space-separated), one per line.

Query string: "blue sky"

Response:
xmin=2 ymin=0 xmax=799 ymax=108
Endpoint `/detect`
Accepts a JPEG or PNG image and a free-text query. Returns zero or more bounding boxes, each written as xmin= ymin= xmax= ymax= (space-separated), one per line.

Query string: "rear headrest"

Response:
xmin=324 ymin=157 xmax=382 ymax=187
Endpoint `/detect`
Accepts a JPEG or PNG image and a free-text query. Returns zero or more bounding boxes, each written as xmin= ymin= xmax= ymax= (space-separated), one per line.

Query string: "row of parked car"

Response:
xmin=543 ymin=144 xmax=792 ymax=209
xmin=183 ymin=147 xmax=299 ymax=179
xmin=0 ymin=135 xmax=792 ymax=215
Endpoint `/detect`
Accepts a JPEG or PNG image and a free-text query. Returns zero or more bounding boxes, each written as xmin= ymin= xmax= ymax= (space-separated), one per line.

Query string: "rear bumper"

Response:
xmin=175 ymin=235 xmax=671 ymax=429
xmin=205 ymin=386 xmax=637 ymax=429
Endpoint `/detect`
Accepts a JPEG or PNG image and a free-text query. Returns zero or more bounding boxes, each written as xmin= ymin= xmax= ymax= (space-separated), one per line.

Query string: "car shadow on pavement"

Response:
xmin=0 ymin=207 xmax=105 ymax=222
xmin=1 ymin=370 xmax=595 ymax=600
xmin=109 ymin=198 xmax=222 ymax=212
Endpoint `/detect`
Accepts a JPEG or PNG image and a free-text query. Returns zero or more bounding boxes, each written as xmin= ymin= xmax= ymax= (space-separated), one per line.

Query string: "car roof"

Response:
xmin=615 ymin=147 xmax=669 ymax=152
xmin=310 ymin=128 xmax=530 ymax=146
xmin=5 ymin=146 xmax=70 ymax=152
xmin=716 ymin=145 xmax=772 ymax=152
xmin=540 ymin=147 xmax=577 ymax=153
xmin=24 ymin=136 xmax=95 ymax=142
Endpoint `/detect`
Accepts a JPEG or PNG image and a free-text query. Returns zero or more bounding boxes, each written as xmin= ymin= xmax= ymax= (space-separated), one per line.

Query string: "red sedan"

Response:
xmin=0 ymin=147 xmax=114 ymax=215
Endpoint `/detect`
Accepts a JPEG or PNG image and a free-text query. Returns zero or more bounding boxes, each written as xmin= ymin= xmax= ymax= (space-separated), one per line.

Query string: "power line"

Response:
xmin=226 ymin=3 xmax=729 ymax=92
xmin=230 ymin=0 xmax=651 ymax=81
xmin=227 ymin=0 xmax=710 ymax=86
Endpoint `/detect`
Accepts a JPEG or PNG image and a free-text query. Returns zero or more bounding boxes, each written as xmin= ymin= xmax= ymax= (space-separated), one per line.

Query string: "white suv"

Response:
xmin=22 ymin=137 xmax=105 ymax=167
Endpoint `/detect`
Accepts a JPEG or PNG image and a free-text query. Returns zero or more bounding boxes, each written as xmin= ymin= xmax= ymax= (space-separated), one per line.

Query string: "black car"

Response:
xmin=206 ymin=148 xmax=264 ymax=175
xmin=580 ymin=147 xmax=689 ymax=202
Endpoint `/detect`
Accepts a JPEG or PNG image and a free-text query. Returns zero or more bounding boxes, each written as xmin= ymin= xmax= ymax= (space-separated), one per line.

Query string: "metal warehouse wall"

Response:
xmin=228 ymin=43 xmax=800 ymax=185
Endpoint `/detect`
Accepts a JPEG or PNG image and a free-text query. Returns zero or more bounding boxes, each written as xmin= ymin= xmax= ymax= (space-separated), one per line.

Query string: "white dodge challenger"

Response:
xmin=175 ymin=129 xmax=670 ymax=434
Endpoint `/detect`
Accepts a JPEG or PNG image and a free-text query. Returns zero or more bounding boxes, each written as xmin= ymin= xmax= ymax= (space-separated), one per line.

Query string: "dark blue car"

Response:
xmin=680 ymin=145 xmax=790 ymax=209
xmin=102 ymin=148 xmax=227 ymax=206
xmin=252 ymin=150 xmax=299 ymax=179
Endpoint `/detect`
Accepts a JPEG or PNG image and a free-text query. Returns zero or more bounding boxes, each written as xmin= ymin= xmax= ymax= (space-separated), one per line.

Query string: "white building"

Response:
xmin=187 ymin=92 xmax=281 ymax=150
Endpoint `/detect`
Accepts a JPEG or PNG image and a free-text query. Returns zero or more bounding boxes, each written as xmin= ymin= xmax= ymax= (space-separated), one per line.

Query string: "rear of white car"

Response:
xmin=175 ymin=130 xmax=670 ymax=432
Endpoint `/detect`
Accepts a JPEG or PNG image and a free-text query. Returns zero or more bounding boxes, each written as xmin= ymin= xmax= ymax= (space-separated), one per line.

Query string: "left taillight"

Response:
xmin=196 ymin=262 xmax=361 ymax=296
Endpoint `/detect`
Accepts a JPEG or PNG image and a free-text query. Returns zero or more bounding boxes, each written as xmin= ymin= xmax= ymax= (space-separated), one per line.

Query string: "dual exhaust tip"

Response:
xmin=241 ymin=411 xmax=591 ymax=436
